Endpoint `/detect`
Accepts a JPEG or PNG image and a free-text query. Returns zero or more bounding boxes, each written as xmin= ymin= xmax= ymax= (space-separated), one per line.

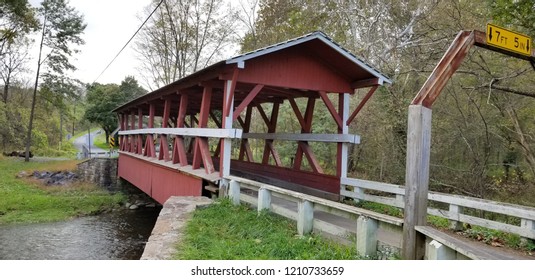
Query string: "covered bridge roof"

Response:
xmin=114 ymin=31 xmax=391 ymax=116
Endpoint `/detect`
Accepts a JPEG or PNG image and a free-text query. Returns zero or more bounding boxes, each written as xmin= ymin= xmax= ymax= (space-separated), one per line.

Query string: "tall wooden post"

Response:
xmin=402 ymin=104 xmax=432 ymax=260
xmin=337 ymin=93 xmax=350 ymax=179
xmin=137 ymin=108 xmax=143 ymax=154
xmin=220 ymin=79 xmax=235 ymax=177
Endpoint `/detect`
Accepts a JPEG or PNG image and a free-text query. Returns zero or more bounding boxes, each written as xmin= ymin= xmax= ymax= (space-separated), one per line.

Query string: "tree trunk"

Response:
xmin=2 ymin=77 xmax=8 ymax=103
xmin=507 ymin=107 xmax=535 ymax=178
xmin=25 ymin=13 xmax=47 ymax=162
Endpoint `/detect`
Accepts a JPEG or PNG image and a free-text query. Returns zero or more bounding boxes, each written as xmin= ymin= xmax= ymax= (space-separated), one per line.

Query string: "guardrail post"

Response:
xmin=520 ymin=219 xmax=535 ymax=245
xmin=297 ymin=200 xmax=314 ymax=235
xmin=449 ymin=205 xmax=463 ymax=230
xmin=258 ymin=187 xmax=272 ymax=212
xmin=219 ymin=178 xmax=229 ymax=198
xmin=426 ymin=240 xmax=456 ymax=260
xmin=228 ymin=180 xmax=241 ymax=206
xmin=356 ymin=216 xmax=378 ymax=257
xmin=354 ymin=186 xmax=364 ymax=204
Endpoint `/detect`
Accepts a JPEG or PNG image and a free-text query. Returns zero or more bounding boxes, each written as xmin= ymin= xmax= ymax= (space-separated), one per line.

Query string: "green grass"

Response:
xmin=174 ymin=199 xmax=360 ymax=260
xmin=93 ymin=131 xmax=110 ymax=150
xmin=0 ymin=158 xmax=125 ymax=224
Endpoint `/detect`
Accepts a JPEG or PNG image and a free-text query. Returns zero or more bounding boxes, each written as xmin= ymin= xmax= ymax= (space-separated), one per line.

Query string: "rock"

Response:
xmin=125 ymin=202 xmax=132 ymax=208
xmin=129 ymin=204 xmax=139 ymax=210
xmin=134 ymin=200 xmax=145 ymax=206
xmin=16 ymin=171 xmax=29 ymax=178
xmin=145 ymin=203 xmax=156 ymax=208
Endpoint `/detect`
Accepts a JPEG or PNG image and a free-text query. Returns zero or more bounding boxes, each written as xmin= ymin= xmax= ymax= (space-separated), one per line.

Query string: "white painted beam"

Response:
xmin=242 ymin=133 xmax=360 ymax=144
xmin=119 ymin=128 xmax=243 ymax=139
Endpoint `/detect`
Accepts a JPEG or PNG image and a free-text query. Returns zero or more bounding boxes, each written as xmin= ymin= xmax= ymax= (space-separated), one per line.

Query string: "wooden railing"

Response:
xmin=341 ymin=177 xmax=535 ymax=239
xmin=225 ymin=175 xmax=404 ymax=257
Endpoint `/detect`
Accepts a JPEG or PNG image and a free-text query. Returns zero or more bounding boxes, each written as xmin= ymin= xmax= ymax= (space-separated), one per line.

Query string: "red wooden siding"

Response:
xmin=118 ymin=154 xmax=202 ymax=204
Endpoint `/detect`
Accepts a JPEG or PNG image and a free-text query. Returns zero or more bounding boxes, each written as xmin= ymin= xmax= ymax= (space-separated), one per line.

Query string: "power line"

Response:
xmin=92 ymin=0 xmax=164 ymax=83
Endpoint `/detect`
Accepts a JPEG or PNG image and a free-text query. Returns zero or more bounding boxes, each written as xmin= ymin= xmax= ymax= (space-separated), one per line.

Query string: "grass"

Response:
xmin=174 ymin=199 xmax=360 ymax=260
xmin=0 ymin=157 xmax=125 ymax=224
xmin=93 ymin=131 xmax=110 ymax=150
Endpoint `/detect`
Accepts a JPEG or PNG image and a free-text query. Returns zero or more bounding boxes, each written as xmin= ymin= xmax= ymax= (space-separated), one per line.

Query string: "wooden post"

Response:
xmin=172 ymin=94 xmax=189 ymax=166
xmin=337 ymin=93 xmax=349 ymax=179
xmin=356 ymin=215 xmax=378 ymax=257
xmin=520 ymin=219 xmax=535 ymax=246
xmin=449 ymin=204 xmax=463 ymax=230
xmin=119 ymin=114 xmax=125 ymax=151
xmin=426 ymin=240 xmax=456 ymax=260
xmin=130 ymin=112 xmax=136 ymax=153
xmin=158 ymin=98 xmax=171 ymax=161
xmin=228 ymin=180 xmax=240 ymax=206
xmin=297 ymin=200 xmax=314 ymax=235
xmin=137 ymin=108 xmax=143 ymax=154
xmin=402 ymin=104 xmax=432 ymax=260
xmin=143 ymin=103 xmax=156 ymax=157
xmin=220 ymin=79 xmax=235 ymax=177
xmin=258 ymin=187 xmax=271 ymax=212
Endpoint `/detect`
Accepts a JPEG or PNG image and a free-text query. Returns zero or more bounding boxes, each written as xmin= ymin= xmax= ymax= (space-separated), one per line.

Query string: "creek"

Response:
xmin=0 ymin=206 xmax=160 ymax=260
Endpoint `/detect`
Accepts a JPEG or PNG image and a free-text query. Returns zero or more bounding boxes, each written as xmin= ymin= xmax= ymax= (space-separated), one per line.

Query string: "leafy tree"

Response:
xmin=0 ymin=36 xmax=31 ymax=103
xmin=84 ymin=76 xmax=146 ymax=143
xmin=490 ymin=0 xmax=535 ymax=37
xmin=0 ymin=0 xmax=38 ymax=56
xmin=24 ymin=0 xmax=86 ymax=161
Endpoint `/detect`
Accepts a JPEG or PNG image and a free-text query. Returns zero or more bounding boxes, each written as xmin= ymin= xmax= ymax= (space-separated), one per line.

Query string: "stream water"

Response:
xmin=0 ymin=207 xmax=160 ymax=260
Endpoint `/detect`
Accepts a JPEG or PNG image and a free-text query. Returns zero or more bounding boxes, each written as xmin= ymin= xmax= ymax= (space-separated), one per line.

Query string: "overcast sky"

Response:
xmin=29 ymin=0 xmax=153 ymax=86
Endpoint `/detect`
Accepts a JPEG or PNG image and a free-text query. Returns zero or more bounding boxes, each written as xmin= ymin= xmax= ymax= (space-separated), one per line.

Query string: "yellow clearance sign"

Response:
xmin=486 ymin=23 xmax=532 ymax=56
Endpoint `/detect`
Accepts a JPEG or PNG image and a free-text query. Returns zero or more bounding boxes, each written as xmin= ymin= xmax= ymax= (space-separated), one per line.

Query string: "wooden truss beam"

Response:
xmin=233 ymin=84 xmax=264 ymax=121
xmin=192 ymin=86 xmax=215 ymax=174
xmin=347 ymin=86 xmax=378 ymax=126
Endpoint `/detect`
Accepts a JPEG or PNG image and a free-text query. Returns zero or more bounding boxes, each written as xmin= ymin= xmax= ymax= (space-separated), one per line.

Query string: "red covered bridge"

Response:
xmin=114 ymin=31 xmax=390 ymax=205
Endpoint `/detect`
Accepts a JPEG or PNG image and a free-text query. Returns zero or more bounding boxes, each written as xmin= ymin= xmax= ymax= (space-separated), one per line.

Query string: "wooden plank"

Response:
xmin=428 ymin=191 xmax=535 ymax=221
xmin=119 ymin=128 xmax=242 ymax=139
xmin=341 ymin=177 xmax=405 ymax=195
xmin=340 ymin=188 xmax=405 ymax=208
xmin=243 ymin=133 xmax=360 ymax=144
xmin=415 ymin=226 xmax=531 ymax=260
xmin=402 ymin=105 xmax=432 ymax=260
xmin=427 ymin=208 xmax=535 ymax=240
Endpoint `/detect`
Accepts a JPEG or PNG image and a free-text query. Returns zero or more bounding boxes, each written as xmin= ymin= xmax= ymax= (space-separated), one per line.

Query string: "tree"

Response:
xmin=135 ymin=0 xmax=238 ymax=89
xmin=24 ymin=0 xmax=86 ymax=161
xmin=1 ymin=36 xmax=31 ymax=103
xmin=0 ymin=0 xmax=38 ymax=56
xmin=84 ymin=76 xmax=146 ymax=143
